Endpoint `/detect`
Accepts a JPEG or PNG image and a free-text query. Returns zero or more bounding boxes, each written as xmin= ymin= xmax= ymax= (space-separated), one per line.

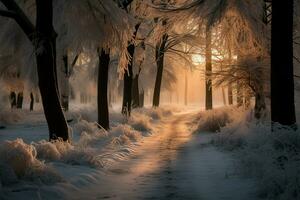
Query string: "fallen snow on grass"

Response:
xmin=193 ymin=106 xmax=245 ymax=133
xmin=0 ymin=139 xmax=63 ymax=186
xmin=212 ymin=110 xmax=300 ymax=200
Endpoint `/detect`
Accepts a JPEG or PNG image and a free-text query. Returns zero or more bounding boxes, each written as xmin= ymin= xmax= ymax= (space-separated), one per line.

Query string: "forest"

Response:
xmin=0 ymin=0 xmax=300 ymax=199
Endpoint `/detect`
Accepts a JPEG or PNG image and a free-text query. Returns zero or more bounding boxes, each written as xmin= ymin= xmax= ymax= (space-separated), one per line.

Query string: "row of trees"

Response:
xmin=0 ymin=0 xmax=298 ymax=142
xmin=0 ymin=0 xmax=184 ymax=141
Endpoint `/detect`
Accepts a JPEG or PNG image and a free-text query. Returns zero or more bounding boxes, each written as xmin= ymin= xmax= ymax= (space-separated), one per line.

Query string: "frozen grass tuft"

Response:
xmin=0 ymin=139 xmax=63 ymax=186
xmin=110 ymin=124 xmax=143 ymax=146
xmin=32 ymin=139 xmax=105 ymax=168
xmin=73 ymin=119 xmax=108 ymax=147
xmin=32 ymin=139 xmax=73 ymax=161
xmin=129 ymin=112 xmax=153 ymax=133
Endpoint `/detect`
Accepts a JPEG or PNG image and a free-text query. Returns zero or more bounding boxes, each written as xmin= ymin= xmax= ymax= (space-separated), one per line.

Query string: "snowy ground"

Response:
xmin=0 ymin=105 xmax=259 ymax=200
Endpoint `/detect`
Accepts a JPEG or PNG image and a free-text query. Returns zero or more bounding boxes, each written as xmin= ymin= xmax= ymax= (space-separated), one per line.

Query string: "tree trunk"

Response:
xmin=10 ymin=91 xmax=17 ymax=109
xmin=16 ymin=92 xmax=23 ymax=109
xmin=122 ymin=23 xmax=140 ymax=116
xmin=61 ymin=54 xmax=69 ymax=111
xmin=30 ymin=92 xmax=34 ymax=111
xmin=205 ymin=28 xmax=213 ymax=110
xmin=35 ymin=0 xmax=69 ymax=141
xmin=271 ymin=0 xmax=296 ymax=127
xmin=132 ymin=74 xmax=140 ymax=108
xmin=97 ymin=48 xmax=110 ymax=130
xmin=228 ymin=83 xmax=233 ymax=105
xmin=153 ymin=33 xmax=168 ymax=107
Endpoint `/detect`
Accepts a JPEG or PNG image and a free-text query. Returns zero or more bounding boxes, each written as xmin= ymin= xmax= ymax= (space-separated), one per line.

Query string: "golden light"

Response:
xmin=192 ymin=54 xmax=205 ymax=65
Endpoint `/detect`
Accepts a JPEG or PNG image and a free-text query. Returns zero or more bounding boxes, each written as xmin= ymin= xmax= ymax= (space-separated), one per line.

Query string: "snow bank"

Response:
xmin=213 ymin=112 xmax=300 ymax=200
xmin=0 ymin=139 xmax=63 ymax=186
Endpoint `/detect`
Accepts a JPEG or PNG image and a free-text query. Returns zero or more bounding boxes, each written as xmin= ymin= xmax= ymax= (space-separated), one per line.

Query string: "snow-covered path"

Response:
xmin=66 ymin=111 xmax=258 ymax=200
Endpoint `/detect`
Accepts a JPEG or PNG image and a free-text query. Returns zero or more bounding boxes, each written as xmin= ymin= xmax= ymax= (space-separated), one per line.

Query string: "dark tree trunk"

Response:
xmin=35 ymin=0 xmax=69 ymax=141
xmin=97 ymin=48 xmax=110 ymax=130
xmin=153 ymin=33 xmax=168 ymax=107
xmin=61 ymin=54 xmax=69 ymax=111
xmin=122 ymin=23 xmax=141 ymax=116
xmin=10 ymin=91 xmax=17 ymax=109
xmin=228 ymin=83 xmax=233 ymax=105
xmin=16 ymin=92 xmax=23 ymax=109
xmin=132 ymin=74 xmax=140 ymax=108
xmin=205 ymin=28 xmax=213 ymax=110
xmin=271 ymin=0 xmax=296 ymax=127
xmin=122 ymin=56 xmax=133 ymax=116
xmin=30 ymin=92 xmax=34 ymax=111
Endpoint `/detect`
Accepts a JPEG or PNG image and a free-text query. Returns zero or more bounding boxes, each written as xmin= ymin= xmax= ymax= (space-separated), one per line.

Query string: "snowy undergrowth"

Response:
xmin=0 ymin=107 xmax=172 ymax=188
xmin=194 ymin=106 xmax=244 ymax=133
xmin=0 ymin=139 xmax=63 ymax=186
xmin=212 ymin=110 xmax=300 ymax=200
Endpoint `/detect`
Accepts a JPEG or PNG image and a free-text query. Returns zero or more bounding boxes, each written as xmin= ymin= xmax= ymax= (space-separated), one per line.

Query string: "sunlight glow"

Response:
xmin=192 ymin=54 xmax=205 ymax=65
